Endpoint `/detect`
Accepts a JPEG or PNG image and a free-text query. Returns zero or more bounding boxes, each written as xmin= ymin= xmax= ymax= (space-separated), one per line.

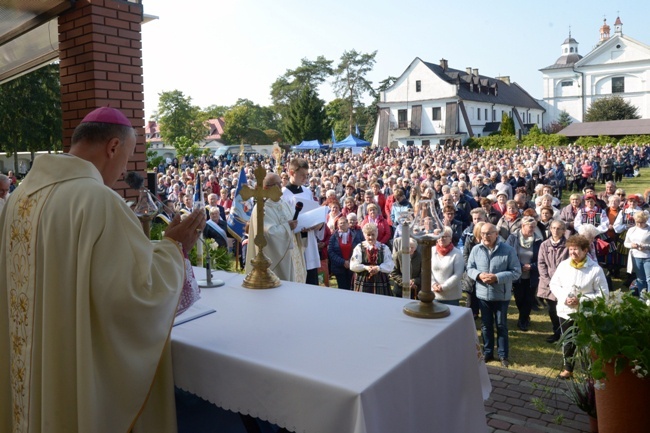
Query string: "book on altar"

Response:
xmin=174 ymin=303 xmax=216 ymax=326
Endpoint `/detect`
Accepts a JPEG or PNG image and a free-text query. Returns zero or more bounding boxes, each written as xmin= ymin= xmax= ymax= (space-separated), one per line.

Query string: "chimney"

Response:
xmin=496 ymin=76 xmax=511 ymax=85
xmin=466 ymin=67 xmax=472 ymax=75
xmin=439 ymin=58 xmax=448 ymax=71
xmin=472 ymin=68 xmax=479 ymax=76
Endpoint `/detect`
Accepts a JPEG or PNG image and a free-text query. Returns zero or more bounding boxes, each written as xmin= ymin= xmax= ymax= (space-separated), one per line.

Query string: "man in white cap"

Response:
xmin=0 ymin=107 xmax=205 ymax=433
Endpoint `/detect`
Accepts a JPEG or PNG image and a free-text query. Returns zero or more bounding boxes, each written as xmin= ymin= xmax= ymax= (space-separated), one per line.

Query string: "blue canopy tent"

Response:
xmin=292 ymin=140 xmax=327 ymax=151
xmin=332 ymin=134 xmax=370 ymax=148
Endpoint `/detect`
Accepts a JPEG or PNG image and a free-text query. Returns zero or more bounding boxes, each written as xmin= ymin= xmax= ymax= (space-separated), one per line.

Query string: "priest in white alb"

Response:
xmin=246 ymin=172 xmax=306 ymax=283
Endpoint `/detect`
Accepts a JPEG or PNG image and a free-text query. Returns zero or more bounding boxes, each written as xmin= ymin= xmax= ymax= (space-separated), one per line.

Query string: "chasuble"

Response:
xmin=0 ymin=154 xmax=185 ymax=433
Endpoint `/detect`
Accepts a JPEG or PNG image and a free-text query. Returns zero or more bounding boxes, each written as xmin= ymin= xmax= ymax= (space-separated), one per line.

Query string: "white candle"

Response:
xmin=401 ymin=222 xmax=411 ymax=299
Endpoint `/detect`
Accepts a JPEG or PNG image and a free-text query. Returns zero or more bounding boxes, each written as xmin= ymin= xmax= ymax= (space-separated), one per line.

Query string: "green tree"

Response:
xmin=360 ymin=76 xmax=397 ymax=143
xmin=270 ymin=56 xmax=333 ymax=125
xmin=146 ymin=141 xmax=164 ymax=170
xmin=500 ymin=112 xmax=515 ymax=136
xmin=221 ymin=105 xmax=251 ymax=144
xmin=173 ymin=136 xmax=201 ymax=159
xmin=558 ymin=110 xmax=573 ymax=127
xmin=584 ymin=95 xmax=640 ymax=122
xmin=325 ymin=98 xmax=351 ymax=142
xmin=232 ymin=98 xmax=280 ymax=131
xmin=283 ymin=86 xmax=327 ymax=144
xmin=203 ymin=104 xmax=230 ymax=119
xmin=157 ymin=90 xmax=207 ymax=150
xmin=332 ymin=50 xmax=377 ymax=134
xmin=0 ymin=63 xmax=62 ymax=172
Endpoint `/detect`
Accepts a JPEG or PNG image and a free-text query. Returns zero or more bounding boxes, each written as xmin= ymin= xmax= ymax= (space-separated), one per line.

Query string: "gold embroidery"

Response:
xmin=6 ymin=192 xmax=45 ymax=433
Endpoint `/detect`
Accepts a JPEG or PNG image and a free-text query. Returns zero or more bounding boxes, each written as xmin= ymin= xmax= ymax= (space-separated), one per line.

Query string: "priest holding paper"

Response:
xmin=245 ymin=173 xmax=306 ymax=282
xmin=0 ymin=107 xmax=205 ymax=433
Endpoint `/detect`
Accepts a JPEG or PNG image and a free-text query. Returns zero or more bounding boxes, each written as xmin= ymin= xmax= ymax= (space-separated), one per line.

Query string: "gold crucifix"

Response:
xmin=239 ymin=165 xmax=282 ymax=289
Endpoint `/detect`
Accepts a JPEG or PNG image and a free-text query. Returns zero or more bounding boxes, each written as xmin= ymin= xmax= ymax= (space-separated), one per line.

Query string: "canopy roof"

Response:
xmin=332 ymin=134 xmax=370 ymax=148
xmin=559 ymin=119 xmax=650 ymax=138
xmin=292 ymin=140 xmax=326 ymax=150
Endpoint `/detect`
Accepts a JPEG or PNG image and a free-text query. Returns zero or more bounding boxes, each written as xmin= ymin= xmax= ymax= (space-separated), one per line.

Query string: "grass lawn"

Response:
xmin=471 ymin=167 xmax=650 ymax=376
xmin=326 ymin=167 xmax=650 ymax=377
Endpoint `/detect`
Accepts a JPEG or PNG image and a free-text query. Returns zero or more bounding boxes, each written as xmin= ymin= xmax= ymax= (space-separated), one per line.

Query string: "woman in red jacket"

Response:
xmin=360 ymin=203 xmax=392 ymax=246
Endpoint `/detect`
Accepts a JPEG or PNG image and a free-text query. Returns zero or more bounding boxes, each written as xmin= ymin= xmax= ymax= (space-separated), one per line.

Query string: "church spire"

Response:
xmin=614 ymin=16 xmax=623 ymax=35
xmin=599 ymin=17 xmax=611 ymax=42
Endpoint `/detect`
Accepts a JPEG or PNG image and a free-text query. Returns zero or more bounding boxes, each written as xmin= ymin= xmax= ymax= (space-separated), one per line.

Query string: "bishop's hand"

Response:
xmin=165 ymin=208 xmax=206 ymax=253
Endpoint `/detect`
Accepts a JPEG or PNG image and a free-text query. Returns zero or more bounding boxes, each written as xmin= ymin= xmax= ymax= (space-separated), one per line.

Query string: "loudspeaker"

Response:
xmin=147 ymin=172 xmax=156 ymax=195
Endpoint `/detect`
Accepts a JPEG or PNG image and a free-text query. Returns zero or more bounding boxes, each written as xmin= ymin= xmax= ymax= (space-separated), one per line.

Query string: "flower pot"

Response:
xmin=594 ymin=360 xmax=650 ymax=433
xmin=588 ymin=416 xmax=598 ymax=433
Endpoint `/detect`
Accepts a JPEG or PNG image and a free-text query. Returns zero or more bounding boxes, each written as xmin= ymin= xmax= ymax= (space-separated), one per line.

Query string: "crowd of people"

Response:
xmin=151 ymin=140 xmax=650 ymax=370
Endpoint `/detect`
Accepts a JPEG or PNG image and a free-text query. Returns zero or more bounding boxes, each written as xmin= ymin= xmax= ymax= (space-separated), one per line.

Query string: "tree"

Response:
xmin=231 ymin=98 xmax=280 ymax=131
xmin=332 ymin=50 xmax=377 ymax=134
xmin=283 ymin=86 xmax=327 ymax=144
xmin=584 ymin=95 xmax=640 ymax=122
xmin=270 ymin=56 xmax=333 ymax=125
xmin=558 ymin=110 xmax=573 ymax=128
xmin=0 ymin=63 xmax=62 ymax=172
xmin=157 ymin=90 xmax=207 ymax=149
xmin=325 ymin=98 xmax=351 ymax=142
xmin=500 ymin=112 xmax=515 ymax=136
xmin=361 ymin=76 xmax=397 ymax=143
xmin=203 ymin=104 xmax=230 ymax=119
xmin=221 ymin=105 xmax=251 ymax=144
xmin=146 ymin=141 xmax=164 ymax=170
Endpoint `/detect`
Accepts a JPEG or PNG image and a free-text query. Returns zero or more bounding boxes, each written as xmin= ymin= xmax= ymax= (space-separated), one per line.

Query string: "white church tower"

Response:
xmin=540 ymin=15 xmax=650 ymax=125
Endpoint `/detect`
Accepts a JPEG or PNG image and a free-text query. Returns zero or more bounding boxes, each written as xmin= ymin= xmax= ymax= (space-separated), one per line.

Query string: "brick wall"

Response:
xmin=59 ymin=0 xmax=145 ymax=200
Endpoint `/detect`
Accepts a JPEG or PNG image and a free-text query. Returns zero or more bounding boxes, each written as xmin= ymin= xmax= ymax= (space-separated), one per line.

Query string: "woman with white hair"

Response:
xmin=350 ymin=223 xmax=395 ymax=296
xmin=431 ymin=226 xmax=465 ymax=305
xmin=624 ymin=210 xmax=650 ymax=295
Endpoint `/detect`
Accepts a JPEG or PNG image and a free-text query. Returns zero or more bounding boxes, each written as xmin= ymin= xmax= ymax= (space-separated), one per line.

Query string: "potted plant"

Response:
xmin=567 ymin=290 xmax=650 ymax=433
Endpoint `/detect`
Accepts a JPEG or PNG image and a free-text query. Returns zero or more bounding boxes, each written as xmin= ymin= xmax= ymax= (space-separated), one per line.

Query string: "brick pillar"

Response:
xmin=58 ymin=0 xmax=145 ymax=200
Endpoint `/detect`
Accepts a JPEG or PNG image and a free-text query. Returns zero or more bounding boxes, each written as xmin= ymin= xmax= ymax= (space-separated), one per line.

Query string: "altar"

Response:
xmin=171 ymin=269 xmax=491 ymax=433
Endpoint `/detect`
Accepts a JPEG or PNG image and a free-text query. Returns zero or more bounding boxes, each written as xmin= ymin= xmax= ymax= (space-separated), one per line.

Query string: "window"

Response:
xmin=415 ymin=80 xmax=421 ymax=92
xmin=398 ymin=109 xmax=408 ymax=128
xmin=477 ymin=108 xmax=481 ymax=120
xmin=492 ymin=110 xmax=496 ymax=121
xmin=485 ymin=108 xmax=488 ymax=120
xmin=432 ymin=107 xmax=441 ymax=120
xmin=612 ymin=77 xmax=625 ymax=93
xmin=406 ymin=140 xmax=414 ymax=146
xmin=561 ymin=81 xmax=573 ymax=87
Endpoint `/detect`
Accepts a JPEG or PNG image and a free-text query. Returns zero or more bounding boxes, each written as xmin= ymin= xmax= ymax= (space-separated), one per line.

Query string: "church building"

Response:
xmin=540 ymin=16 xmax=650 ymax=124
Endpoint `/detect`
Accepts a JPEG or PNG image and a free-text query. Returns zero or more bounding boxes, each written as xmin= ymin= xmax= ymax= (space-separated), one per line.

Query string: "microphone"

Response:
xmin=293 ymin=201 xmax=303 ymax=221
xmin=124 ymin=171 xmax=144 ymax=190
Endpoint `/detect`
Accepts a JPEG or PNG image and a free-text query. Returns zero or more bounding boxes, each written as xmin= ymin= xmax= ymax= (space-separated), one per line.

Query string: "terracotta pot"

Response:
xmin=594 ymin=359 xmax=650 ymax=433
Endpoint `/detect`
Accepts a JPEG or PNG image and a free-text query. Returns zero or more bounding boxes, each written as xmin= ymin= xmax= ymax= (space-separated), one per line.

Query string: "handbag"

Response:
xmin=595 ymin=237 xmax=613 ymax=256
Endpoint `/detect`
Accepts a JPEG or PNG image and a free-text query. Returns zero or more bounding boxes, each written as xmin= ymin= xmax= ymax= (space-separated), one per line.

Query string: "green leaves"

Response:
xmin=584 ymin=95 xmax=640 ymax=122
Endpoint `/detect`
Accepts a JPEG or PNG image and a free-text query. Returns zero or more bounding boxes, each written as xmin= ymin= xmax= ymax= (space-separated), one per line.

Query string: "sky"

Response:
xmin=141 ymin=0 xmax=650 ymax=120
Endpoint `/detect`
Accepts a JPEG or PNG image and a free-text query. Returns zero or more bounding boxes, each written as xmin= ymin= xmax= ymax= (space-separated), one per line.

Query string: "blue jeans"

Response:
xmin=478 ymin=299 xmax=510 ymax=359
xmin=632 ymin=256 xmax=650 ymax=293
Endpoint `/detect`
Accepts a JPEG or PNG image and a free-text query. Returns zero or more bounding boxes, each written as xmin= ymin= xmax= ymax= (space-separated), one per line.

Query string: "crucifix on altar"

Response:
xmin=240 ymin=165 xmax=283 ymax=289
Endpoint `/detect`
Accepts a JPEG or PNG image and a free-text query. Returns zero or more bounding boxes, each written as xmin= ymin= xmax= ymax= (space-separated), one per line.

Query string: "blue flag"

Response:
xmin=226 ymin=168 xmax=252 ymax=242
xmin=355 ymin=123 xmax=360 ymax=136
xmin=331 ymin=128 xmax=337 ymax=144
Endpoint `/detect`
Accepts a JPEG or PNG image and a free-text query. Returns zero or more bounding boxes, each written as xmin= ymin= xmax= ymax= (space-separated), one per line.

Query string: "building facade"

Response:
xmin=540 ymin=17 xmax=650 ymax=124
xmin=373 ymin=58 xmax=544 ymax=148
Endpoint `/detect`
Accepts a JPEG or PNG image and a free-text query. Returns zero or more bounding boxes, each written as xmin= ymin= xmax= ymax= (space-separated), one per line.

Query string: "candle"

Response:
xmin=401 ymin=221 xmax=411 ymax=299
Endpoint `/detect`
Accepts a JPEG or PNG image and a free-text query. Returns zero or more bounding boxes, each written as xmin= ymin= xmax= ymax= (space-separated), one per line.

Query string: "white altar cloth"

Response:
xmin=171 ymin=269 xmax=491 ymax=433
